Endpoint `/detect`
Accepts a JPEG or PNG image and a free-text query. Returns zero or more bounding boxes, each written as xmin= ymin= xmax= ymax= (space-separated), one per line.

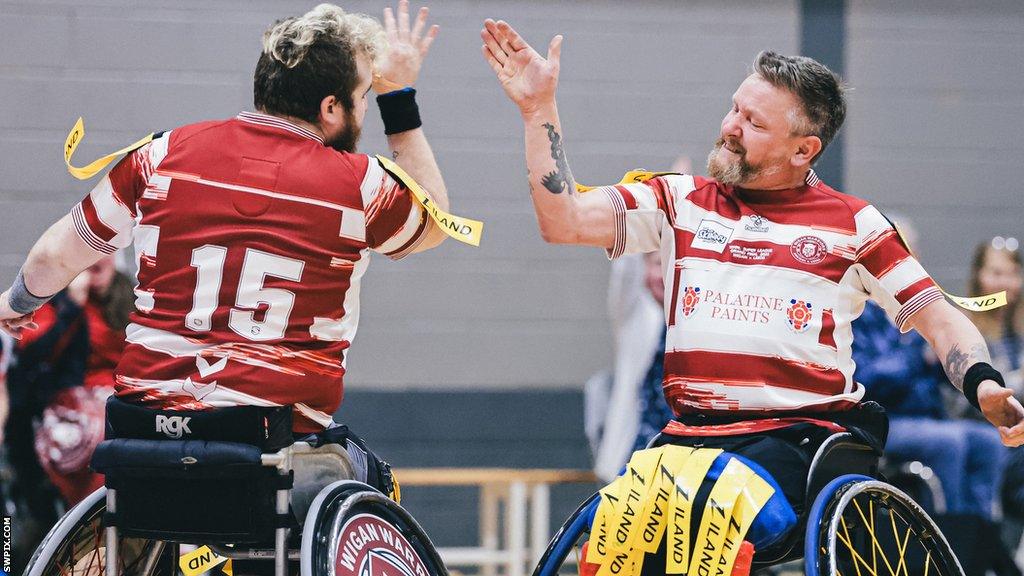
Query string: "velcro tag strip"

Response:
xmin=589 ymin=447 xmax=775 ymax=576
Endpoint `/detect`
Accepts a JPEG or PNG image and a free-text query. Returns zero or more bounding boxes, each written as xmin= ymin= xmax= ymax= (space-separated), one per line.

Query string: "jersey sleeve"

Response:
xmin=71 ymin=133 xmax=170 ymax=254
xmin=597 ymin=174 xmax=693 ymax=259
xmin=359 ymin=156 xmax=430 ymax=260
xmin=854 ymin=206 xmax=944 ymax=332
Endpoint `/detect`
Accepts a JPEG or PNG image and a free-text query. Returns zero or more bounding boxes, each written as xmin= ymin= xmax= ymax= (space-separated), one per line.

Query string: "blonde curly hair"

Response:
xmin=263 ymin=4 xmax=387 ymax=69
xmin=253 ymin=4 xmax=387 ymax=122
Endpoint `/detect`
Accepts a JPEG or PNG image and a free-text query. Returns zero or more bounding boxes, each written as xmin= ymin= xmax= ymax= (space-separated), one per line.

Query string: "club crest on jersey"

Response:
xmin=786 ymin=299 xmax=813 ymax=333
xmin=334 ymin=513 xmax=430 ymax=576
xmin=681 ymin=286 xmax=701 ymax=318
xmin=790 ymin=235 xmax=827 ymax=264
xmin=691 ymin=219 xmax=734 ymax=253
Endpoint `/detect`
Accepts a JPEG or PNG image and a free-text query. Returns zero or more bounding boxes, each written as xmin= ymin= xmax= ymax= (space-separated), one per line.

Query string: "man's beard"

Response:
xmin=327 ymin=109 xmax=361 ymax=153
xmin=706 ymin=138 xmax=781 ymax=186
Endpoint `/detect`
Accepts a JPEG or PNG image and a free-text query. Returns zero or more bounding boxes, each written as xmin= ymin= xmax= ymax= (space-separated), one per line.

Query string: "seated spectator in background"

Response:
xmin=955 ymin=239 xmax=1024 ymax=520
xmin=1 ymin=255 xmax=133 ymax=518
xmin=851 ymin=219 xmax=1005 ymax=520
xmin=33 ymin=255 xmax=134 ymax=506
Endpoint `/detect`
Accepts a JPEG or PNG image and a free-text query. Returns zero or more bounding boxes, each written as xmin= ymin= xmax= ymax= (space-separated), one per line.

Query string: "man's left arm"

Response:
xmin=0 ymin=214 xmax=105 ymax=338
xmin=908 ymin=299 xmax=1024 ymax=446
xmin=375 ymin=1 xmax=447 ymax=253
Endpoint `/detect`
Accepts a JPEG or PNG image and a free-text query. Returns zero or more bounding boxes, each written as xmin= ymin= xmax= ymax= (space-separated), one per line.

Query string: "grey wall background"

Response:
xmin=2 ymin=0 xmax=1023 ymax=555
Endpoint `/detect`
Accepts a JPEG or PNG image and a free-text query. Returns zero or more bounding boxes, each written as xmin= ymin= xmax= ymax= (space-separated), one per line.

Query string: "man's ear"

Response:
xmin=792 ymin=135 xmax=823 ymax=168
xmin=319 ymin=94 xmax=340 ymax=129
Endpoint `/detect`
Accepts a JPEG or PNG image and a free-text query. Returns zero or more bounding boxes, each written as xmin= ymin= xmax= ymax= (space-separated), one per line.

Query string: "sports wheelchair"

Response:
xmin=534 ymin=431 xmax=964 ymax=576
xmin=24 ymin=399 xmax=447 ymax=576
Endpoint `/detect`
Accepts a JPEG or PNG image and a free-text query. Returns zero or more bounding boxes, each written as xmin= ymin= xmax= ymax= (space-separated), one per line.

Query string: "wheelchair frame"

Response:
xmin=531 ymin=432 xmax=965 ymax=576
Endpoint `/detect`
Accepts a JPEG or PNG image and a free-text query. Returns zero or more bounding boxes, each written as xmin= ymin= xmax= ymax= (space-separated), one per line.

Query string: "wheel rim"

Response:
xmin=819 ymin=481 xmax=963 ymax=576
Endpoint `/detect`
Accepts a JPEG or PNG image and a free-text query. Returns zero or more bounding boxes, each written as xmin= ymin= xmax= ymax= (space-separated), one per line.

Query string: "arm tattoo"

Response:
xmin=540 ymin=123 xmax=575 ymax=195
xmin=943 ymin=342 xmax=991 ymax=391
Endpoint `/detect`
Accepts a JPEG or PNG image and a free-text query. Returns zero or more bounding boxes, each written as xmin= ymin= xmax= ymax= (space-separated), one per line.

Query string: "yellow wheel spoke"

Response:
xmin=837 ymin=529 xmax=881 ymax=576
xmin=870 ymin=500 xmax=878 ymax=576
xmin=842 ymin=516 xmax=866 ymax=576
xmin=888 ymin=510 xmax=912 ymax=576
xmin=853 ymin=498 xmax=899 ymax=576
xmin=923 ymin=550 xmax=931 ymax=576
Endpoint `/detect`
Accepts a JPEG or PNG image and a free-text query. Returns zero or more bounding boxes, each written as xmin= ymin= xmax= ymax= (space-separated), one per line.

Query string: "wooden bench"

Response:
xmin=395 ymin=468 xmax=598 ymax=576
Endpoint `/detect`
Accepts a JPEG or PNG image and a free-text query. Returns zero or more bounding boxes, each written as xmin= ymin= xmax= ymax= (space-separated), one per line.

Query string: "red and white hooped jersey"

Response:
xmin=72 ymin=112 xmax=429 ymax=432
xmin=600 ymin=170 xmax=942 ymax=429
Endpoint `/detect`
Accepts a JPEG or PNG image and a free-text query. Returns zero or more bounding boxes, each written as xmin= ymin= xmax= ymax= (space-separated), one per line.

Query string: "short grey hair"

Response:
xmin=753 ymin=51 xmax=847 ymax=162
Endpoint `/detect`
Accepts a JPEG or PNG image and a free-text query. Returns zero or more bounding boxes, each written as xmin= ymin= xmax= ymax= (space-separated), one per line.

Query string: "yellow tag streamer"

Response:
xmin=376 ymin=155 xmax=484 ymax=247
xmin=587 ymin=447 xmax=777 ymax=576
xmin=589 ymin=476 xmax=624 ymax=563
xmin=637 ymin=445 xmax=691 ymax=554
xmin=667 ymin=449 xmax=721 ymax=574
xmin=179 ymin=545 xmax=232 ymax=576
xmin=64 ymin=117 xmax=154 ymax=180
xmin=890 ymin=222 xmax=1006 ymax=312
xmin=576 ymin=170 xmax=681 ymax=193
xmin=715 ymin=472 xmax=775 ymax=576
xmin=687 ymin=458 xmax=752 ymax=576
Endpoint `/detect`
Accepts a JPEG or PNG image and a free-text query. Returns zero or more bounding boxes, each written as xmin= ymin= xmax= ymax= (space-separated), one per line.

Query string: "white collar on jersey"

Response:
xmin=237 ymin=111 xmax=325 ymax=145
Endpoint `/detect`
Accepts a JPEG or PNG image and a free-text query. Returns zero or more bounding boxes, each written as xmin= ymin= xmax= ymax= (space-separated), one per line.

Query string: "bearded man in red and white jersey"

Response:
xmin=0 ymin=2 xmax=447 ymax=482
xmin=480 ymin=21 xmax=1024 ymax=521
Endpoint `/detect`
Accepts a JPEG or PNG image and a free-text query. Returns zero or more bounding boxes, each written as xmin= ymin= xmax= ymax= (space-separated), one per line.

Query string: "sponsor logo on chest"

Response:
xmin=690 ymin=219 xmax=734 ymax=253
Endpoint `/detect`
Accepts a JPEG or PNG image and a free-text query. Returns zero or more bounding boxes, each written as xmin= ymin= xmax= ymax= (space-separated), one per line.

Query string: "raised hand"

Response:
xmin=375 ymin=0 xmax=439 ymax=93
xmin=480 ymin=19 xmax=563 ymax=116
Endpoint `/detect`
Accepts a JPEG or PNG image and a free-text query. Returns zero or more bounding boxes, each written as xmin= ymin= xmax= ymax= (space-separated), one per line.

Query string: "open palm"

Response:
xmin=481 ymin=19 xmax=563 ymax=115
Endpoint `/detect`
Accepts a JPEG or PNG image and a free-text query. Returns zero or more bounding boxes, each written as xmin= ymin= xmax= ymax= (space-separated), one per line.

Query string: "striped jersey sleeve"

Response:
xmin=359 ymin=156 xmax=430 ymax=260
xmin=71 ymin=133 xmax=171 ymax=254
xmin=598 ymin=174 xmax=696 ymax=259
xmin=854 ymin=206 xmax=943 ymax=331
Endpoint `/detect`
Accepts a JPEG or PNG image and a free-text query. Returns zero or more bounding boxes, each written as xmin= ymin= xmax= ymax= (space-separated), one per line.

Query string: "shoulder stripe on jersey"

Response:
xmin=237 ymin=111 xmax=324 ymax=144
xmin=154 ymin=169 xmax=364 ymax=215
xmin=72 ymin=203 xmax=116 ymax=254
xmin=894 ymin=286 xmax=943 ymax=329
xmin=805 ymin=169 xmax=821 ymax=187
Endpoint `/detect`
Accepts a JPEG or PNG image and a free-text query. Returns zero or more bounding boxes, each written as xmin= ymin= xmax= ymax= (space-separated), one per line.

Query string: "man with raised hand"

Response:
xmin=0 ymin=1 xmax=446 ymax=456
xmin=480 ymin=18 xmax=1024 ymax=522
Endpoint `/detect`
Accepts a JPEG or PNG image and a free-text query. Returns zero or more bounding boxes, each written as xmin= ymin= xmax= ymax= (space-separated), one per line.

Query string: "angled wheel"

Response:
xmin=532 ymin=492 xmax=600 ymax=576
xmin=24 ymin=487 xmax=174 ymax=576
xmin=805 ymin=476 xmax=963 ymax=576
xmin=301 ymin=480 xmax=448 ymax=576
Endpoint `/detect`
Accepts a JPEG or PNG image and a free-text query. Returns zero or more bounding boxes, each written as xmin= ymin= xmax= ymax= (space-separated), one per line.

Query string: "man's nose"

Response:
xmin=721 ymin=114 xmax=741 ymax=139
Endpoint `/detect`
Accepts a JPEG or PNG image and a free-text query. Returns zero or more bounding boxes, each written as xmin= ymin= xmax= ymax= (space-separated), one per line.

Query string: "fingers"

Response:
xmin=547 ymin=34 xmax=563 ymax=67
xmin=383 ymin=6 xmax=398 ymax=42
xmin=481 ymin=45 xmax=503 ymax=75
xmin=496 ymin=20 xmax=528 ymax=51
xmin=419 ymin=24 xmax=439 ymax=57
xmin=1000 ymin=422 xmax=1024 ymax=447
xmin=410 ymin=6 xmax=428 ymax=40
xmin=397 ymin=0 xmax=410 ymax=35
xmin=481 ymin=22 xmax=508 ymax=66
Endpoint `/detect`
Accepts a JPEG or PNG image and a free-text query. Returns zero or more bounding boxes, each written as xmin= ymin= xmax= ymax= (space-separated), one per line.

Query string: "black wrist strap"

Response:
xmin=377 ymin=88 xmax=421 ymax=135
xmin=964 ymin=362 xmax=1005 ymax=411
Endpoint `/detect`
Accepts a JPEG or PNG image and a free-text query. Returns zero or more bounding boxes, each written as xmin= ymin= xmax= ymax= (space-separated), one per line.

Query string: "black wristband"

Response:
xmin=377 ymin=88 xmax=421 ymax=135
xmin=963 ymin=362 xmax=1005 ymax=411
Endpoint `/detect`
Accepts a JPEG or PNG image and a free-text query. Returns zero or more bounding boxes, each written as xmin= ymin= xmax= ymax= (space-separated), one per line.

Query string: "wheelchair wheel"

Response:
xmin=533 ymin=492 xmax=599 ymax=576
xmin=24 ymin=487 xmax=174 ymax=576
xmin=806 ymin=476 xmax=964 ymax=576
xmin=301 ymin=480 xmax=448 ymax=576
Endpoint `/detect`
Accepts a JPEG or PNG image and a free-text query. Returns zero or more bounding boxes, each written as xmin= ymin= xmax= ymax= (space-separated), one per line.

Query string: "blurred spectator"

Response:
xmin=585 ymin=156 xmax=687 ymax=482
xmin=851 ymin=219 xmax=1005 ymax=520
xmin=955 ymin=239 xmax=1024 ymax=522
xmin=2 ymin=256 xmax=133 ymax=517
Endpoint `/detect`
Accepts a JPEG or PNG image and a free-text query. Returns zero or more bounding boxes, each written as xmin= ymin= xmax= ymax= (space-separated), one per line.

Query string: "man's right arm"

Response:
xmin=481 ymin=20 xmax=615 ymax=249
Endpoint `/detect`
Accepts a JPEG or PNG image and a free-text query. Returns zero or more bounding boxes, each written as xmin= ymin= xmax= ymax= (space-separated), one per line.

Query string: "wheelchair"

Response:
xmin=24 ymin=399 xmax=447 ymax=576
xmin=533 ymin=432 xmax=965 ymax=576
